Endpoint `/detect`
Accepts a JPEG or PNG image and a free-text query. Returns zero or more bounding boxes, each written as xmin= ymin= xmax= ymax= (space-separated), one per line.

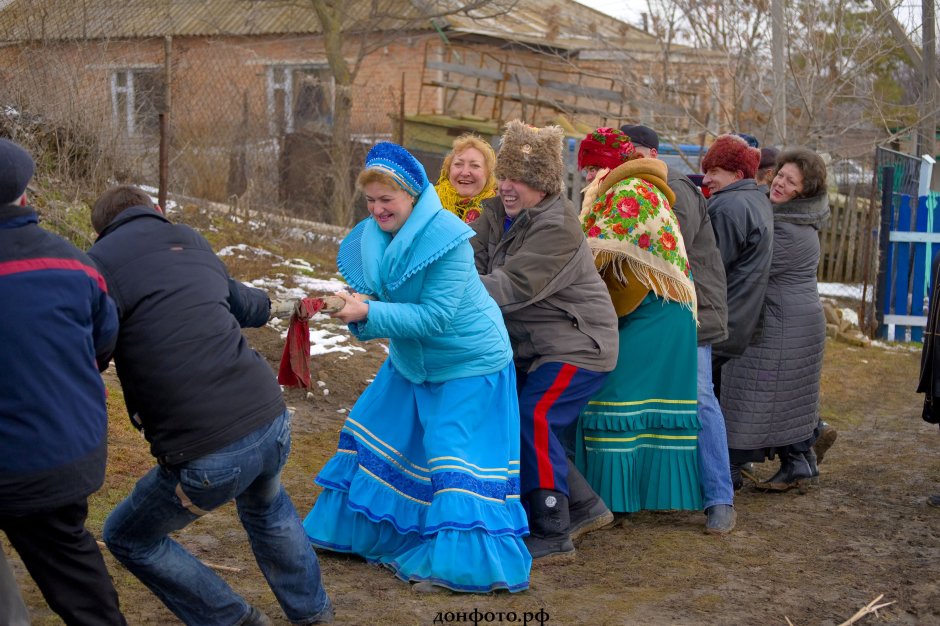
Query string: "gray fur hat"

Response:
xmin=494 ymin=120 xmax=565 ymax=196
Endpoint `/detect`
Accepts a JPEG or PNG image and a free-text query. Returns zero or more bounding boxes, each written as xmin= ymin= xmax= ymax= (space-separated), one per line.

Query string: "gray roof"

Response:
xmin=0 ymin=0 xmax=661 ymax=52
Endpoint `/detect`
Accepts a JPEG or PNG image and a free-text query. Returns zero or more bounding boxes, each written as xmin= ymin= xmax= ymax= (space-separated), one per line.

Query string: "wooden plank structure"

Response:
xmin=817 ymin=190 xmax=879 ymax=284
xmin=414 ymin=42 xmax=631 ymax=135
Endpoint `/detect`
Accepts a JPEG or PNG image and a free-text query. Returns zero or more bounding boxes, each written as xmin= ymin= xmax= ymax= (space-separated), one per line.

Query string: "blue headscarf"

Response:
xmin=363 ymin=142 xmax=429 ymax=197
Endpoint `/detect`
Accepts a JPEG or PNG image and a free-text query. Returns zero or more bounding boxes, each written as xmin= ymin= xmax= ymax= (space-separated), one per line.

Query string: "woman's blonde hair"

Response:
xmin=356 ymin=168 xmax=401 ymax=193
xmin=441 ymin=134 xmax=497 ymax=192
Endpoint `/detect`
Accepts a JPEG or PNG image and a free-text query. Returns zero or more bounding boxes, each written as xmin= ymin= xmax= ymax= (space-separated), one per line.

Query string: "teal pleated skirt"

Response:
xmin=575 ymin=294 xmax=702 ymax=513
xmin=303 ymin=359 xmax=531 ymax=593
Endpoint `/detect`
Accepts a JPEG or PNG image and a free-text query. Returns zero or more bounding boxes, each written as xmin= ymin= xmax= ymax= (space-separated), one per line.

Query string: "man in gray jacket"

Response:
xmin=472 ymin=121 xmax=619 ymax=561
xmin=622 ymin=124 xmax=736 ymax=535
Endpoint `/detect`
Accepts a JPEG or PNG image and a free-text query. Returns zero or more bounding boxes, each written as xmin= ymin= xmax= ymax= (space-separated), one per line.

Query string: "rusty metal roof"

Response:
xmin=0 ymin=0 xmax=661 ymax=52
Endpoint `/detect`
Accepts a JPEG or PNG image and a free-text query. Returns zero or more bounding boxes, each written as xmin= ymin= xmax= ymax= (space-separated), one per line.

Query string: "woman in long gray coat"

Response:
xmin=720 ymin=148 xmax=830 ymax=491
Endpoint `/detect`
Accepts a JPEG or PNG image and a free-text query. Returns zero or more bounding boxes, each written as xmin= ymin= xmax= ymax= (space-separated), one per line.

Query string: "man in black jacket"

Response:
xmin=621 ymin=125 xmax=736 ymax=534
xmin=88 ymin=186 xmax=332 ymax=626
xmin=701 ymin=135 xmax=774 ymax=487
xmin=702 ymin=135 xmax=773 ymax=374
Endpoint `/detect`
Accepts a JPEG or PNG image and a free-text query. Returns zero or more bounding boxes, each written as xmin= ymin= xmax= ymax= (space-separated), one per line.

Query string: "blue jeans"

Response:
xmin=103 ymin=410 xmax=331 ymax=626
xmin=697 ymin=345 xmax=734 ymax=509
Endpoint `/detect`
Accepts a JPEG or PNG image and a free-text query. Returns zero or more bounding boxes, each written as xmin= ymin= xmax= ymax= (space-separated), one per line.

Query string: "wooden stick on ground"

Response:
xmin=838 ymin=594 xmax=896 ymax=626
xmin=97 ymin=540 xmax=242 ymax=573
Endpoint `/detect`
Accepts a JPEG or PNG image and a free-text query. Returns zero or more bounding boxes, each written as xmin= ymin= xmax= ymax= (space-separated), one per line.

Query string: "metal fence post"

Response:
xmin=875 ymin=166 xmax=895 ymax=339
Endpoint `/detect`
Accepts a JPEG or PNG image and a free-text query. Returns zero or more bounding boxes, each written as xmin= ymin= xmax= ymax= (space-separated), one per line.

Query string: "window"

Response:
xmin=111 ymin=68 xmax=165 ymax=136
xmin=266 ymin=65 xmax=333 ymax=135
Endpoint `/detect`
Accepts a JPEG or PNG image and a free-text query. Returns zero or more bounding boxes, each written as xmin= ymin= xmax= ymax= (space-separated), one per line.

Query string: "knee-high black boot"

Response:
xmin=565 ymin=459 xmax=613 ymax=542
xmin=524 ymin=489 xmax=575 ymax=561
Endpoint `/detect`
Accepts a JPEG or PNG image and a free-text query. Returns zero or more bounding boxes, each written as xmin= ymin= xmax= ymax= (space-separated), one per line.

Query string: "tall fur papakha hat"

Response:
xmin=701 ymin=134 xmax=761 ymax=180
xmin=495 ymin=120 xmax=565 ymax=196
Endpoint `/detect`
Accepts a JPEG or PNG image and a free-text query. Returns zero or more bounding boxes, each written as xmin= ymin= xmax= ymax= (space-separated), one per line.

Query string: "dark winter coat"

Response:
xmin=471 ymin=193 xmax=619 ymax=373
xmin=917 ymin=253 xmax=940 ymax=426
xmin=88 ymin=206 xmax=284 ymax=465
xmin=707 ymin=178 xmax=774 ymax=358
xmin=720 ymin=192 xmax=830 ymax=450
xmin=667 ymin=171 xmax=728 ymax=346
xmin=0 ymin=204 xmax=118 ymax=515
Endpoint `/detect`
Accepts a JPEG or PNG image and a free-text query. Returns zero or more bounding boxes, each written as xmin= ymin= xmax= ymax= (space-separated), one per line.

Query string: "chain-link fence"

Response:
xmin=0 ymin=3 xmax=406 ymax=225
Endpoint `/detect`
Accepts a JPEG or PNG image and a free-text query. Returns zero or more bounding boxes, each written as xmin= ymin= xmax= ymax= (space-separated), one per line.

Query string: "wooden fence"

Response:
xmin=817 ymin=188 xmax=879 ymax=284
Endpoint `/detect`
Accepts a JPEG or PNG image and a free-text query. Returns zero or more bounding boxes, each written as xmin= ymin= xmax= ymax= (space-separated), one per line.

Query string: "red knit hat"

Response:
xmin=577 ymin=127 xmax=637 ymax=171
xmin=701 ymin=134 xmax=761 ymax=179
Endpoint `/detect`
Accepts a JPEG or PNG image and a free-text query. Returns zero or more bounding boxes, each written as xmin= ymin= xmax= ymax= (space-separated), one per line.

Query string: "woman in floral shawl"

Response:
xmin=575 ymin=127 xmax=702 ymax=513
xmin=434 ymin=134 xmax=497 ymax=224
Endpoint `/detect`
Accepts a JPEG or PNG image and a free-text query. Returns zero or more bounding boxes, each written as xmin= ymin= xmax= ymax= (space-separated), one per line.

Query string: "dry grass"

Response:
xmin=4 ymin=214 xmax=939 ymax=625
xmin=7 ymin=323 xmax=938 ymax=626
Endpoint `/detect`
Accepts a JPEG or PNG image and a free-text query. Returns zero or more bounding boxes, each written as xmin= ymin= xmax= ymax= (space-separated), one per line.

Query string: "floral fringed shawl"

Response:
xmin=580 ymin=157 xmax=697 ymax=319
xmin=434 ymin=170 xmax=496 ymax=224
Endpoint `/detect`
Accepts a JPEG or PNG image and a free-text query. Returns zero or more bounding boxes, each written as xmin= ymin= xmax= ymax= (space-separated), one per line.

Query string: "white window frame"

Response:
xmin=110 ymin=66 xmax=162 ymax=136
xmin=111 ymin=70 xmax=137 ymax=135
xmin=265 ymin=63 xmax=333 ymax=136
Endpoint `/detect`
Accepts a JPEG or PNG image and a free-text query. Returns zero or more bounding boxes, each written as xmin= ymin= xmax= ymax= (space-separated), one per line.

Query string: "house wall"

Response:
xmin=0 ymin=29 xmax=730 ymax=212
xmin=0 ymin=32 xmax=436 ymax=204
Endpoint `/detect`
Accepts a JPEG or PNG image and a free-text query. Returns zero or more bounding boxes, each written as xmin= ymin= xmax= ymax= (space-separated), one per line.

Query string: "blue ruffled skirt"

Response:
xmin=303 ymin=360 xmax=531 ymax=593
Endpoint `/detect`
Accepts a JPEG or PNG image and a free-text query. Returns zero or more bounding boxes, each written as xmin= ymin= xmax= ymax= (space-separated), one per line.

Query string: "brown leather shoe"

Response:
xmin=242 ymin=607 xmax=274 ymax=626
xmin=814 ymin=421 xmax=838 ymax=464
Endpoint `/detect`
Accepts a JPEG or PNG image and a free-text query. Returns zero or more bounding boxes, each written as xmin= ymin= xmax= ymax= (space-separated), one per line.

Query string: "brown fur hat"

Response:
xmin=701 ymin=134 xmax=761 ymax=179
xmin=494 ymin=120 xmax=565 ymax=196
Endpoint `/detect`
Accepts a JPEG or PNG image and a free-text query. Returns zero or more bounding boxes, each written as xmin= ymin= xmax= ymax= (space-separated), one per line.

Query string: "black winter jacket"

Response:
xmin=88 ymin=207 xmax=285 ymax=465
xmin=706 ymin=179 xmax=774 ymax=358
xmin=667 ymin=172 xmax=728 ymax=346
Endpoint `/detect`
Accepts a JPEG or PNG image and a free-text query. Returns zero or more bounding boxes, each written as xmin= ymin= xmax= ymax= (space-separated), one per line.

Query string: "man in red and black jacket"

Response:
xmin=0 ymin=138 xmax=126 ymax=625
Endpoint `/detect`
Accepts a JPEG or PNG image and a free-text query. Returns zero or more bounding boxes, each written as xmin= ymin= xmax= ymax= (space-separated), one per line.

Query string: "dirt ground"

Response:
xmin=5 ymin=323 xmax=940 ymax=626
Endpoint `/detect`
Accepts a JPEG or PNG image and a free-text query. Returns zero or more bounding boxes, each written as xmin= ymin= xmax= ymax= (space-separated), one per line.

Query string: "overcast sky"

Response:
xmin=578 ymin=0 xmax=925 ymax=40
xmin=575 ymin=0 xmax=651 ymax=25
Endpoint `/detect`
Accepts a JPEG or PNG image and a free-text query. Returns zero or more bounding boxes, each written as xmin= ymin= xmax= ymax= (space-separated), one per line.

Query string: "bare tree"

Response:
xmin=637 ymin=0 xmax=920 ymax=156
xmin=298 ymin=0 xmax=516 ymax=226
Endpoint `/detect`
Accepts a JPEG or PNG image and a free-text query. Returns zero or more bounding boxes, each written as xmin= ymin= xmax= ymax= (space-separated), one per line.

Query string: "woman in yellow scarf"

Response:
xmin=435 ymin=134 xmax=496 ymax=223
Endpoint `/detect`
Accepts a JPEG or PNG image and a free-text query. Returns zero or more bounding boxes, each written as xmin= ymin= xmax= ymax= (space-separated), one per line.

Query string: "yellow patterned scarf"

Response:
xmin=434 ymin=170 xmax=496 ymax=224
xmin=580 ymin=158 xmax=697 ymax=316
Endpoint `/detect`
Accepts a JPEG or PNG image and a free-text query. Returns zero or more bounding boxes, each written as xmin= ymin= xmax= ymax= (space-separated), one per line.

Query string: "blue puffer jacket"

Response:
xmin=0 ymin=205 xmax=118 ymax=515
xmin=338 ymin=187 xmax=512 ymax=384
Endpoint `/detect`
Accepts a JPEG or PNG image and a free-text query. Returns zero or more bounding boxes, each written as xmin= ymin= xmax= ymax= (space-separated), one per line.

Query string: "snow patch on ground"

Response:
xmin=218 ymin=243 xmax=278 ymax=258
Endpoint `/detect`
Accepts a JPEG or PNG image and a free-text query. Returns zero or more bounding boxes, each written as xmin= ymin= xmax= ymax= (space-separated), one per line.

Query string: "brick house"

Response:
xmin=0 ymin=0 xmax=728 ymax=220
